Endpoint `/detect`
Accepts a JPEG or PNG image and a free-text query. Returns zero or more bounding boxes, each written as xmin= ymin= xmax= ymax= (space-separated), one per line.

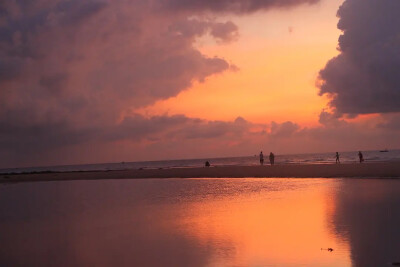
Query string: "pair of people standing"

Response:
xmin=259 ymin=151 xmax=275 ymax=165
xmin=335 ymin=151 xmax=364 ymax=163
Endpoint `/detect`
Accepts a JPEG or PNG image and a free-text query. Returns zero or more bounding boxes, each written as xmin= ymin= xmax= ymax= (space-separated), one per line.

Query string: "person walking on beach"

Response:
xmin=358 ymin=151 xmax=364 ymax=163
xmin=335 ymin=152 xmax=340 ymax=164
xmin=259 ymin=151 xmax=264 ymax=165
xmin=269 ymin=152 xmax=275 ymax=165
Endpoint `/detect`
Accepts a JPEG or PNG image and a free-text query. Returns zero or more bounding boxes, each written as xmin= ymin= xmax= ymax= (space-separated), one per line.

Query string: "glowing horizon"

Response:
xmin=1 ymin=0 xmax=400 ymax=168
xmin=137 ymin=1 xmax=342 ymax=127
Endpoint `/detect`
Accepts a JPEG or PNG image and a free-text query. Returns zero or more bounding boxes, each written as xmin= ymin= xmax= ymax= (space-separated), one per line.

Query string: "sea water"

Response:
xmin=0 ymin=178 xmax=399 ymax=266
xmin=1 ymin=149 xmax=400 ymax=174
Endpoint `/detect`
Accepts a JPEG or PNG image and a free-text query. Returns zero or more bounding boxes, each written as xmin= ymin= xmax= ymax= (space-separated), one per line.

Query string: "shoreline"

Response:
xmin=1 ymin=162 xmax=400 ymax=184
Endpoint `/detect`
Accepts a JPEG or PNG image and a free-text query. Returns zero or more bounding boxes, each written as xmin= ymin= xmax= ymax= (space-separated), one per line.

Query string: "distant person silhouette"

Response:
xmin=335 ymin=152 xmax=340 ymax=164
xmin=259 ymin=151 xmax=264 ymax=165
xmin=269 ymin=152 xmax=275 ymax=165
xmin=358 ymin=151 xmax=364 ymax=163
xmin=205 ymin=161 xmax=210 ymax=167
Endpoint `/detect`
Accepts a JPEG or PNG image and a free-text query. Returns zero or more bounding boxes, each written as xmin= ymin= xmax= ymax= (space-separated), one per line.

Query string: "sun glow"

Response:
xmin=137 ymin=1 xmax=342 ymax=127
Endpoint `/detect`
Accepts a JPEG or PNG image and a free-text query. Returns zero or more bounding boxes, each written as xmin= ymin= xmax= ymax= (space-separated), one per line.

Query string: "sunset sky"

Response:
xmin=1 ymin=0 xmax=399 ymax=168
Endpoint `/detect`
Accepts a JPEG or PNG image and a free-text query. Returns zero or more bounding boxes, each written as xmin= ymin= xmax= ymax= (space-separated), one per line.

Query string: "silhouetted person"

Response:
xmin=358 ymin=151 xmax=364 ymax=163
xmin=335 ymin=152 xmax=340 ymax=164
xmin=259 ymin=151 xmax=264 ymax=165
xmin=205 ymin=161 xmax=210 ymax=167
xmin=269 ymin=152 xmax=275 ymax=165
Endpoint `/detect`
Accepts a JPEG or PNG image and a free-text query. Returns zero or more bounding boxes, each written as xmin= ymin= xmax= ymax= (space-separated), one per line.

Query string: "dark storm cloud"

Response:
xmin=160 ymin=0 xmax=319 ymax=13
xmin=0 ymin=0 xmax=321 ymax=167
xmin=39 ymin=73 xmax=68 ymax=94
xmin=0 ymin=113 xmax=247 ymax=159
xmin=55 ymin=1 xmax=108 ymax=25
xmin=0 ymin=119 xmax=98 ymax=166
xmin=0 ymin=56 xmax=21 ymax=81
xmin=0 ymin=0 xmax=233 ymax=141
xmin=318 ymin=0 xmax=400 ymax=116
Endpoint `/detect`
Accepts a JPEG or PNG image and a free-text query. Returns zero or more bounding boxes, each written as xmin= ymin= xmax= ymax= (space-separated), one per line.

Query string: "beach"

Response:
xmin=1 ymin=162 xmax=400 ymax=184
xmin=1 ymin=169 xmax=400 ymax=266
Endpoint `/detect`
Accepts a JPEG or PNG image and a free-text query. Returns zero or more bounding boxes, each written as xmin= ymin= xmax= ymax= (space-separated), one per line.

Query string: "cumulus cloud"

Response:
xmin=318 ymin=0 xmax=400 ymax=116
xmin=0 ymin=0 xmax=232 ymax=155
xmin=318 ymin=110 xmax=347 ymax=128
xmin=269 ymin=121 xmax=300 ymax=137
xmin=0 ymin=1 xmax=233 ymax=127
xmin=0 ymin=0 xmax=324 ymax=167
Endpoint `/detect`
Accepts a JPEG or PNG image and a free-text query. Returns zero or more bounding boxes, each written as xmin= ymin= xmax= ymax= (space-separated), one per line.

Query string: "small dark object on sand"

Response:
xmin=321 ymin=248 xmax=334 ymax=252
xmin=205 ymin=161 xmax=210 ymax=167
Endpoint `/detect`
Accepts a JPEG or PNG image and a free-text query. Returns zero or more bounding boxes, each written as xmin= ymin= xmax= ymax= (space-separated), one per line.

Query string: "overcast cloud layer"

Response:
xmin=1 ymin=0 xmax=400 ymax=168
xmin=0 ymin=0 xmax=325 ymax=167
xmin=318 ymin=0 xmax=400 ymax=116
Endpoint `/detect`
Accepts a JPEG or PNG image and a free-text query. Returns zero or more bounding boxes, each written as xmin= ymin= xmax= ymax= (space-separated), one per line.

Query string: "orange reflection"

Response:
xmin=173 ymin=179 xmax=351 ymax=266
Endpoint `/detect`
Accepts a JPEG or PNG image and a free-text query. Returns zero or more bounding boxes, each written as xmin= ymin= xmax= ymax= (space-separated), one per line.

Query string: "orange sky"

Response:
xmin=138 ymin=0 xmax=343 ymax=127
xmin=3 ymin=0 xmax=400 ymax=168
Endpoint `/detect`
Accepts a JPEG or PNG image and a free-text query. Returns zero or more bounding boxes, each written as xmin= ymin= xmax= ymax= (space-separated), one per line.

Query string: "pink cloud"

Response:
xmin=3 ymin=0 xmax=399 ymax=168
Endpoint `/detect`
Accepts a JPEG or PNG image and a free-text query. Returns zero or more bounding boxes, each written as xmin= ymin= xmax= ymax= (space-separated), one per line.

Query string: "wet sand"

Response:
xmin=1 ymin=162 xmax=399 ymax=183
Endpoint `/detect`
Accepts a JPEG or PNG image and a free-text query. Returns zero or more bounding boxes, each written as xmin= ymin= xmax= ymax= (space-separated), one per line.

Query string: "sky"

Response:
xmin=1 ymin=0 xmax=400 ymax=168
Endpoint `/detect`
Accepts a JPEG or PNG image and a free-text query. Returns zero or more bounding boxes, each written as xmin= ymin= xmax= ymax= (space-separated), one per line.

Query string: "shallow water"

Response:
xmin=0 ymin=178 xmax=399 ymax=266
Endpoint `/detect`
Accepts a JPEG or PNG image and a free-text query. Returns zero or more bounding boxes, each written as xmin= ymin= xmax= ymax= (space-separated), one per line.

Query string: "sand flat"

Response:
xmin=1 ymin=162 xmax=400 ymax=183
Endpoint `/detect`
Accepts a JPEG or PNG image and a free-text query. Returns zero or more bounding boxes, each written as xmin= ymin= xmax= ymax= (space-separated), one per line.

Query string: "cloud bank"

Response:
xmin=0 ymin=0 xmax=324 ymax=167
xmin=1 ymin=0 xmax=399 ymax=168
xmin=318 ymin=0 xmax=400 ymax=116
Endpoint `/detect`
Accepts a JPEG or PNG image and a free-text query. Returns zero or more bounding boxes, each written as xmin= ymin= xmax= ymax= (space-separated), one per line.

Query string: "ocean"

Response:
xmin=1 ymin=149 xmax=400 ymax=174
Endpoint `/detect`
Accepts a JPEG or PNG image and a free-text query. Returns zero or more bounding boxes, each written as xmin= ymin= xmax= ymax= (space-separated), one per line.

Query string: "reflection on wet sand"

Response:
xmin=3 ymin=178 xmax=397 ymax=266
xmin=0 ymin=180 xmax=227 ymax=267
xmin=177 ymin=180 xmax=350 ymax=266
xmin=330 ymin=179 xmax=400 ymax=267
